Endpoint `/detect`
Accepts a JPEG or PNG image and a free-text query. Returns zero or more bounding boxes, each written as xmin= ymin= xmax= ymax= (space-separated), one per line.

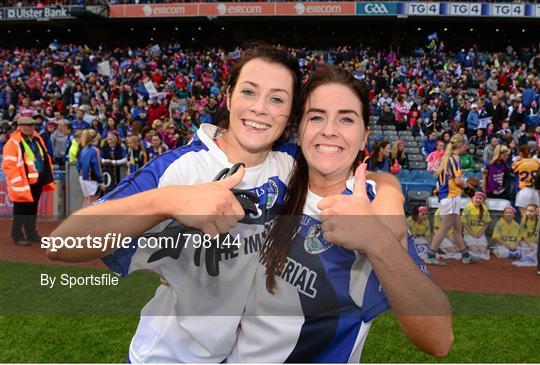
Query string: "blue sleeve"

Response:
xmin=273 ymin=142 xmax=298 ymax=159
xmin=98 ymin=141 xmax=209 ymax=276
xmin=119 ymin=146 xmax=127 ymax=158
xmin=91 ymin=147 xmax=104 ymax=184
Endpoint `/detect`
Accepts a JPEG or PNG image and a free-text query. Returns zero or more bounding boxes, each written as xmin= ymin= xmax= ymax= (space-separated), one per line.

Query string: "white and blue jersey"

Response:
xmin=98 ymin=124 xmax=296 ymax=363
xmin=229 ymin=178 xmax=427 ymax=363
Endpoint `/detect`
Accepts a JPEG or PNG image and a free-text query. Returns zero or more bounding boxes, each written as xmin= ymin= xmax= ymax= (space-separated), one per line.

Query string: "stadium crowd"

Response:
xmin=1 ymin=41 xmax=538 ymax=267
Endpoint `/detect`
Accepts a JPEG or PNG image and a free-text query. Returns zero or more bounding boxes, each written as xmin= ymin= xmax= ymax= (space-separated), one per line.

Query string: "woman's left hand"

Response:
xmin=318 ymin=164 xmax=390 ymax=254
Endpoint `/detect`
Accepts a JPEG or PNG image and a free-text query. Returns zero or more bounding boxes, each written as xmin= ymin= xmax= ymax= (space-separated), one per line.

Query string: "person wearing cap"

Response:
xmin=2 ymin=117 xmax=55 ymax=245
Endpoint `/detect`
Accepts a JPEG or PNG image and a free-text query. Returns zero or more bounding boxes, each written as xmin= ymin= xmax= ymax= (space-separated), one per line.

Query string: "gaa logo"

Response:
xmin=364 ymin=3 xmax=389 ymax=14
xmin=142 ymin=5 xmax=153 ymax=16
xmin=216 ymin=3 xmax=227 ymax=15
xmin=294 ymin=3 xmax=305 ymax=15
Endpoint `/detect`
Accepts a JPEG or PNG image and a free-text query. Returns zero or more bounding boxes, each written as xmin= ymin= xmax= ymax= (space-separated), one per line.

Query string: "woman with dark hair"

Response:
xmin=368 ymin=140 xmax=391 ymax=172
xmin=234 ymin=66 xmax=453 ymax=362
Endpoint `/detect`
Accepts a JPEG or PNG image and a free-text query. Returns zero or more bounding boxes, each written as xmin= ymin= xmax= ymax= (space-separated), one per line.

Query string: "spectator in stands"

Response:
xmin=197 ymin=107 xmax=212 ymax=125
xmin=391 ymin=139 xmax=409 ymax=170
xmin=496 ymin=121 xmax=512 ymax=142
xmin=466 ymin=103 xmax=479 ymax=137
xmin=147 ymin=96 xmax=167 ymax=124
xmin=71 ymin=107 xmax=90 ymax=131
xmin=483 ymin=136 xmax=499 ymax=163
xmin=408 ymin=103 xmax=420 ymax=129
xmin=67 ymin=129 xmax=81 ymax=164
xmin=367 ymin=141 xmax=391 ymax=173
xmin=407 ymin=205 xmax=432 ymax=261
xmin=513 ymin=122 xmax=527 ymax=143
xmin=512 ymin=145 xmax=540 ymax=216
xmin=423 ymin=129 xmax=437 ymax=156
xmin=131 ymin=100 xmax=148 ymax=126
xmin=147 ymin=133 xmax=167 ymax=161
xmin=77 ymin=129 xmax=104 ymax=208
xmin=39 ymin=121 xmax=56 ymax=160
xmin=90 ymin=118 xmax=103 ymax=135
xmin=441 ymin=131 xmax=451 ymax=145
xmin=426 ymin=140 xmax=445 ymax=172
xmin=377 ymin=102 xmax=395 ymax=126
xmin=512 ymin=203 xmax=539 ymax=267
xmin=492 ymin=207 xmax=520 ymax=259
xmin=411 ymin=117 xmax=424 ymax=138
xmin=485 ymin=123 xmax=496 ymax=141
xmin=393 ymin=95 xmax=409 ymax=124
xmin=102 ymin=117 xmax=125 ymax=140
xmin=461 ymin=144 xmax=476 ymax=172
xmin=50 ymin=120 xmax=69 ymax=168
xmin=482 ymin=145 xmax=510 ymax=199
xmin=2 ymin=117 xmax=55 ymax=246
xmin=126 ymin=135 xmax=147 ymax=174
xmin=461 ymin=192 xmax=491 ymax=260
xmin=427 ymin=134 xmax=474 ymax=266
xmin=469 ymin=128 xmax=487 ymax=150
xmin=100 ymin=131 xmax=127 ymax=190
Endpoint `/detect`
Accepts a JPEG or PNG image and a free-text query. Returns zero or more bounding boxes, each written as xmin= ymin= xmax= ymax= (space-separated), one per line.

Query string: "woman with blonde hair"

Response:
xmin=482 ymin=144 xmax=510 ymax=199
xmin=126 ymin=135 xmax=148 ymax=174
xmin=426 ymin=133 xmax=476 ymax=266
xmin=77 ymin=129 xmax=104 ymax=207
xmin=391 ymin=139 xmax=409 ymax=169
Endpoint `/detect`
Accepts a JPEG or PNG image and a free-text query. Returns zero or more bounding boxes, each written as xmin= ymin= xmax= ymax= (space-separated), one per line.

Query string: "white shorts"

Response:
xmin=439 ymin=196 xmax=461 ymax=215
xmin=515 ymin=187 xmax=540 ymax=208
xmin=464 ymin=235 xmax=488 ymax=247
xmin=79 ymin=177 xmax=99 ymax=197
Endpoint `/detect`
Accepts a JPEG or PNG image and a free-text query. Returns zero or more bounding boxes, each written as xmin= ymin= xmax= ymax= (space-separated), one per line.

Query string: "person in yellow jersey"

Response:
xmin=407 ymin=205 xmax=432 ymax=260
xmin=427 ymin=134 xmax=477 ymax=266
xmin=512 ymin=145 xmax=540 ymax=216
xmin=512 ymin=204 xmax=539 ymax=267
xmin=461 ymin=191 xmax=491 ymax=260
xmin=492 ymin=206 xmax=521 ymax=259
xmin=433 ymin=207 xmax=462 ymax=260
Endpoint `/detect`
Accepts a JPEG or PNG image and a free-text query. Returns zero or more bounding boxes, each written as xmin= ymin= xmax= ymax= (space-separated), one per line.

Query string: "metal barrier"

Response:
xmin=0 ymin=170 xmax=65 ymax=219
xmin=65 ymin=162 xmax=128 ymax=216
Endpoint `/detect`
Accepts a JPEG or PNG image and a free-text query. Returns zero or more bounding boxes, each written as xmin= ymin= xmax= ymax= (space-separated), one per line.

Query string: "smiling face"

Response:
xmin=224 ymin=58 xmax=294 ymax=156
xmin=503 ymin=209 xmax=514 ymax=221
xmin=525 ymin=205 xmax=537 ymax=219
xmin=472 ymin=195 xmax=484 ymax=207
xmin=298 ymin=83 xmax=367 ymax=181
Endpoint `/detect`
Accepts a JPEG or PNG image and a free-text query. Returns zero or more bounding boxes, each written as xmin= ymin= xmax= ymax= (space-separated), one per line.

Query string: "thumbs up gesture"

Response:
xmin=318 ymin=163 xmax=386 ymax=253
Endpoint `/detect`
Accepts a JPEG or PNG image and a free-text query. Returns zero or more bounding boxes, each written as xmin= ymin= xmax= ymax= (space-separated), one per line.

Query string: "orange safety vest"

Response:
xmin=2 ymin=130 xmax=56 ymax=203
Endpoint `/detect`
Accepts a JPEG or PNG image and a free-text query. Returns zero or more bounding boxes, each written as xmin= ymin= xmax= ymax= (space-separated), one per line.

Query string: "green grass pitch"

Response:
xmin=1 ymin=261 xmax=539 ymax=363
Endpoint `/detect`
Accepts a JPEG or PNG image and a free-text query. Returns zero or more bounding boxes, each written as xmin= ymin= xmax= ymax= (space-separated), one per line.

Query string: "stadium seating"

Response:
xmin=405 ymin=147 xmax=420 ymax=154
xmin=408 ymin=153 xmax=423 ymax=161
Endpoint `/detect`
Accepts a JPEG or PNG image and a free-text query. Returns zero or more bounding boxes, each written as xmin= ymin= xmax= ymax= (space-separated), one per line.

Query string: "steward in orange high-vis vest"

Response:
xmin=2 ymin=116 xmax=55 ymax=245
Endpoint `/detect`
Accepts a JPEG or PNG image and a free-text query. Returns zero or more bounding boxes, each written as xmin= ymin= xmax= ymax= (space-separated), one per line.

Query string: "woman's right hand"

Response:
xmin=163 ymin=166 xmax=247 ymax=236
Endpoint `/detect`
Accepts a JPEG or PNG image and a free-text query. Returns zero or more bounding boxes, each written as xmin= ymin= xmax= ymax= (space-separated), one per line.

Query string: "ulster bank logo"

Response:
xmin=363 ymin=3 xmax=389 ymax=14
